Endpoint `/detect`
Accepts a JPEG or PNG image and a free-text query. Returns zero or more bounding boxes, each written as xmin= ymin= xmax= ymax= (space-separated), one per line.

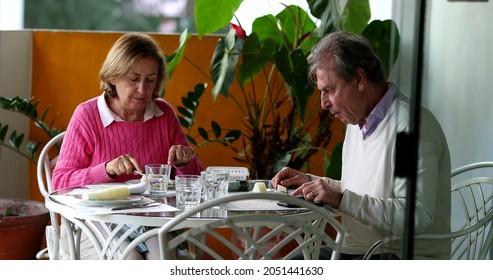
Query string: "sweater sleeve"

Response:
xmin=52 ymin=103 xmax=112 ymax=190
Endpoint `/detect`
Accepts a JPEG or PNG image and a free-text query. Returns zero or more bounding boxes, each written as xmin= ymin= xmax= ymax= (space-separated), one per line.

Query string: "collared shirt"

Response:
xmin=97 ymin=93 xmax=164 ymax=127
xmin=358 ymin=82 xmax=398 ymax=140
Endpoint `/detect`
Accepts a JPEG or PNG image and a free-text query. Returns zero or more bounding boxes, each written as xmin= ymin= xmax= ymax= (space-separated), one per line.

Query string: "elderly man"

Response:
xmin=272 ymin=31 xmax=451 ymax=260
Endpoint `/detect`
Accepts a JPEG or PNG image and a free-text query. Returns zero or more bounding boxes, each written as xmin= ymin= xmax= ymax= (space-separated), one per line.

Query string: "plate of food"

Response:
xmin=79 ymin=186 xmax=146 ymax=207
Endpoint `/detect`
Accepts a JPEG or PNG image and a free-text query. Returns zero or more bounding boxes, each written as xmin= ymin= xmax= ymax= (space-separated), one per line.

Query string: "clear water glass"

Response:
xmin=175 ymin=174 xmax=201 ymax=208
xmin=201 ymin=170 xmax=229 ymax=201
xmin=145 ymin=164 xmax=171 ymax=196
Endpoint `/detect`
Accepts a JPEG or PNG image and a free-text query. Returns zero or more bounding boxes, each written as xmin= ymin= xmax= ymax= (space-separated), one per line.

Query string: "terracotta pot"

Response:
xmin=0 ymin=198 xmax=49 ymax=260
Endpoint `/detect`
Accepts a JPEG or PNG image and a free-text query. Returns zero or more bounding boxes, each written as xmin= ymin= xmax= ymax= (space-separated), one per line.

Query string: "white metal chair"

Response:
xmin=35 ymin=131 xmax=65 ymax=260
xmin=363 ymin=161 xmax=493 ymax=260
xmin=158 ymin=192 xmax=345 ymax=260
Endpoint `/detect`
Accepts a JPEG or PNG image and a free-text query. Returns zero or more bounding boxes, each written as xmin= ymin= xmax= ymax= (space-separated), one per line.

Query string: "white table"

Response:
xmin=45 ymin=186 xmax=310 ymax=260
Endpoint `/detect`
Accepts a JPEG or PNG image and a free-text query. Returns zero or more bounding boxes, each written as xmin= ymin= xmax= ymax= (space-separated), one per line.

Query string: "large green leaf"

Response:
xmin=165 ymin=29 xmax=191 ymax=80
xmin=276 ymin=5 xmax=317 ymax=48
xmin=237 ymin=33 xmax=277 ymax=86
xmin=274 ymin=47 xmax=313 ymax=120
xmin=307 ymin=0 xmax=341 ymax=35
xmin=195 ymin=0 xmax=243 ymax=38
xmin=251 ymin=14 xmax=281 ymax=45
xmin=363 ymin=20 xmax=400 ymax=79
xmin=307 ymin=0 xmax=370 ymax=36
xmin=339 ymin=0 xmax=371 ymax=34
xmin=211 ymin=29 xmax=244 ymax=100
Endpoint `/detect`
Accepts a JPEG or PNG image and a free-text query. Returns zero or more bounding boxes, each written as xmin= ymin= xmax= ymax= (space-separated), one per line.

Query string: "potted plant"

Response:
xmin=0 ymin=96 xmax=62 ymax=259
xmin=0 ymin=198 xmax=50 ymax=259
xmin=172 ymin=0 xmax=400 ymax=179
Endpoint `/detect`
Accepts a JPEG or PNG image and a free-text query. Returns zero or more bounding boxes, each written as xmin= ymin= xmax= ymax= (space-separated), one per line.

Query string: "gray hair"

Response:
xmin=308 ymin=31 xmax=384 ymax=83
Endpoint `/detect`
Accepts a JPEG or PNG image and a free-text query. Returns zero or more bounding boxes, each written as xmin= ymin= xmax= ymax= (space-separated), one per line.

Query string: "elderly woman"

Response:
xmin=53 ymin=32 xmax=203 ymax=259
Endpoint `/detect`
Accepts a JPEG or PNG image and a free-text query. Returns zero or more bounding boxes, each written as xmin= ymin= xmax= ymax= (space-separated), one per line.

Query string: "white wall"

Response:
xmin=0 ymin=30 xmax=32 ymax=198
xmin=388 ymin=0 xmax=493 ymax=170
xmin=391 ymin=0 xmax=493 ymax=259
xmin=423 ymin=0 xmax=493 ymax=170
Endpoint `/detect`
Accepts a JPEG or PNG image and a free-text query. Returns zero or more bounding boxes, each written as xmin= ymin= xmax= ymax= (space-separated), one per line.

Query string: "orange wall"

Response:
xmin=28 ymin=30 xmax=344 ymax=201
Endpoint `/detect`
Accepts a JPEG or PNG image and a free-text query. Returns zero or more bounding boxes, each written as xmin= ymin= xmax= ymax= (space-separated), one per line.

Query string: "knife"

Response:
xmin=109 ymin=202 xmax=160 ymax=211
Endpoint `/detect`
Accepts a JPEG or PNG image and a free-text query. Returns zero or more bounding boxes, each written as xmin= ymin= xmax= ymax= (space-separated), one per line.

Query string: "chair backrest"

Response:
xmin=449 ymin=161 xmax=493 ymax=259
xmin=363 ymin=161 xmax=493 ymax=260
xmin=158 ymin=192 xmax=345 ymax=260
xmin=36 ymin=131 xmax=65 ymax=260
xmin=37 ymin=132 xmax=65 ymax=197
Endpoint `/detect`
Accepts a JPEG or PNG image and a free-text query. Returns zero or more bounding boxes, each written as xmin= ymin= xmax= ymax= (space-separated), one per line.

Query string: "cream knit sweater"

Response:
xmin=321 ymin=87 xmax=451 ymax=259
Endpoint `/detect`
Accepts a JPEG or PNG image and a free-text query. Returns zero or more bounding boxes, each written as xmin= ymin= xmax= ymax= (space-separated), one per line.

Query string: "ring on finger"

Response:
xmin=310 ymin=191 xmax=316 ymax=197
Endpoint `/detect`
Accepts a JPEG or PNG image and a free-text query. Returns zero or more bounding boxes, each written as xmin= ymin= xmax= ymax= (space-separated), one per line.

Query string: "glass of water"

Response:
xmin=201 ymin=170 xmax=229 ymax=202
xmin=175 ymin=174 xmax=201 ymax=208
xmin=145 ymin=164 xmax=171 ymax=196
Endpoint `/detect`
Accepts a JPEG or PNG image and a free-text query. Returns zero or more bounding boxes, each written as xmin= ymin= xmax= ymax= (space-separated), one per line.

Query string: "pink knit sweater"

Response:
xmin=52 ymin=97 xmax=203 ymax=190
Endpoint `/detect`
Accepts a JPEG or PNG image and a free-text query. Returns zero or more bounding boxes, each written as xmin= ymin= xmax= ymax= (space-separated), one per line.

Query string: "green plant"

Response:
xmin=0 ymin=96 xmax=62 ymax=164
xmin=175 ymin=83 xmax=242 ymax=149
xmin=162 ymin=31 xmax=242 ymax=152
xmin=174 ymin=0 xmax=400 ymax=179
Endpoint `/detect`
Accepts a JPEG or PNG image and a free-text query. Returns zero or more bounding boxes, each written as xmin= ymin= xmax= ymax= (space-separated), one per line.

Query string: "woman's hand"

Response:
xmin=105 ymin=154 xmax=142 ymax=177
xmin=168 ymin=145 xmax=194 ymax=167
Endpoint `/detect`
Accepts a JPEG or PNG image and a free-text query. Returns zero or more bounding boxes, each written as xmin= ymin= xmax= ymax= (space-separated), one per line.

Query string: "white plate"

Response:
xmin=126 ymin=179 xmax=141 ymax=185
xmin=82 ymin=195 xmax=144 ymax=207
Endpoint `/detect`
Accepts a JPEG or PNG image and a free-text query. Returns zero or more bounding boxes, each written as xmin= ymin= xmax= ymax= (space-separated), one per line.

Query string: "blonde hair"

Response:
xmin=99 ymin=33 xmax=166 ymax=99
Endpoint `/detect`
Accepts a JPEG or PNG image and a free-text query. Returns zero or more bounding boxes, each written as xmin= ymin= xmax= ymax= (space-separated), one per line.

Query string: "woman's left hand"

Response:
xmin=168 ymin=145 xmax=194 ymax=167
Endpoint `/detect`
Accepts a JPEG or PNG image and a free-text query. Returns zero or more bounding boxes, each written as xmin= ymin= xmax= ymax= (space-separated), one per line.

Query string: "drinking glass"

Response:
xmin=145 ymin=164 xmax=171 ymax=196
xmin=175 ymin=174 xmax=201 ymax=208
xmin=201 ymin=170 xmax=229 ymax=201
